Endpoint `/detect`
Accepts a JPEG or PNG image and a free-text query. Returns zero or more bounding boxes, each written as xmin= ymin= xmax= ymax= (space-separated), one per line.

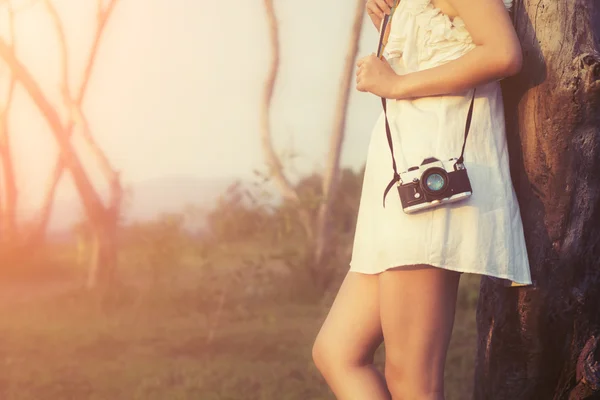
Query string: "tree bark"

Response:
xmin=474 ymin=0 xmax=600 ymax=399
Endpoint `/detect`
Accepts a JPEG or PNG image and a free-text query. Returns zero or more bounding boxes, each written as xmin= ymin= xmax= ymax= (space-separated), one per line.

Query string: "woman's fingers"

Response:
xmin=375 ymin=0 xmax=392 ymax=14
xmin=366 ymin=0 xmax=392 ymax=17
xmin=356 ymin=77 xmax=364 ymax=91
xmin=366 ymin=1 xmax=384 ymax=18
xmin=357 ymin=54 xmax=376 ymax=70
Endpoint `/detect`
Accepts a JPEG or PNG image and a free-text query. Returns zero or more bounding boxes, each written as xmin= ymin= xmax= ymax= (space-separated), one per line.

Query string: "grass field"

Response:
xmin=0 ymin=245 xmax=481 ymax=399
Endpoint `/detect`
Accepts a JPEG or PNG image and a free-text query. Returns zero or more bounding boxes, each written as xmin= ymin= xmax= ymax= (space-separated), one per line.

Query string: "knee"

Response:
xmin=384 ymin=355 xmax=408 ymax=398
xmin=312 ymin=334 xmax=337 ymax=376
xmin=311 ymin=335 xmax=327 ymax=372
xmin=384 ymin=354 xmax=444 ymax=400
xmin=312 ymin=334 xmax=373 ymax=378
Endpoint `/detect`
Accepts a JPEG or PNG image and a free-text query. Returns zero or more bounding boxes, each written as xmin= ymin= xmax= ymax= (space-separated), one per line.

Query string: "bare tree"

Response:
xmin=30 ymin=0 xmax=122 ymax=249
xmin=0 ymin=0 xmax=122 ymax=289
xmin=261 ymin=0 xmax=313 ymax=241
xmin=313 ymin=0 xmax=365 ymax=276
xmin=261 ymin=0 xmax=365 ymax=287
xmin=474 ymin=0 xmax=600 ymax=398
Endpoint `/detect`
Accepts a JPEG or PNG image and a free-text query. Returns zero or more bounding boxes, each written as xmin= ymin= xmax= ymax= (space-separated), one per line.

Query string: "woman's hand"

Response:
xmin=366 ymin=0 xmax=395 ymax=29
xmin=356 ymin=53 xmax=402 ymax=98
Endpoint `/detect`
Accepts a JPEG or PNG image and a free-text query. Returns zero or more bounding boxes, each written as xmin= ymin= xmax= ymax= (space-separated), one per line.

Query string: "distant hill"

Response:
xmin=47 ymin=175 xmax=239 ymax=234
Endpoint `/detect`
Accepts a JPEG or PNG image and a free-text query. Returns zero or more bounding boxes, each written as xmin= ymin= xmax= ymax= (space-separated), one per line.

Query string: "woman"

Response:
xmin=312 ymin=0 xmax=533 ymax=399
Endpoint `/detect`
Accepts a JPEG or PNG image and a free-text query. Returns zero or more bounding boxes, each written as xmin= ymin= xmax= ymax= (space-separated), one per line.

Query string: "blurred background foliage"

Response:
xmin=0 ymin=164 xmax=481 ymax=399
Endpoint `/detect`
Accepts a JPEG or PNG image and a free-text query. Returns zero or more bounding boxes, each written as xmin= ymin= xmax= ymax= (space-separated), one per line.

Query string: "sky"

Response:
xmin=1 ymin=0 xmax=384 ymax=211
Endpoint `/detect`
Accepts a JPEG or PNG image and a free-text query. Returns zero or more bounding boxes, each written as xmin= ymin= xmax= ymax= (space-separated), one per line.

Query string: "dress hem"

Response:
xmin=349 ymin=259 xmax=533 ymax=287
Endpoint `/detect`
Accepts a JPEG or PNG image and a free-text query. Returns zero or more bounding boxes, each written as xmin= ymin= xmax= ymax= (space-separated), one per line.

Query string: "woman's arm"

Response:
xmin=392 ymin=0 xmax=522 ymax=98
xmin=356 ymin=0 xmax=522 ymax=99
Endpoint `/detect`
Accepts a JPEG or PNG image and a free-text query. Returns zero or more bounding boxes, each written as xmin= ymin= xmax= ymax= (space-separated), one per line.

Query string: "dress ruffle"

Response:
xmin=385 ymin=0 xmax=512 ymax=71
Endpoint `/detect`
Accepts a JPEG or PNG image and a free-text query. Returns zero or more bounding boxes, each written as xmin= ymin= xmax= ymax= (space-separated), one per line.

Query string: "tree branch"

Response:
xmin=69 ymin=102 xmax=122 ymax=211
xmin=43 ymin=0 xmax=70 ymax=103
xmin=56 ymin=0 xmax=121 ymax=174
xmin=32 ymin=0 xmax=122 ymax=237
xmin=0 ymin=37 xmax=106 ymax=223
xmin=72 ymin=0 xmax=122 ymax=213
xmin=23 ymin=0 xmax=74 ymax=244
xmin=78 ymin=0 xmax=119 ymax=103
xmin=0 ymin=0 xmax=43 ymax=14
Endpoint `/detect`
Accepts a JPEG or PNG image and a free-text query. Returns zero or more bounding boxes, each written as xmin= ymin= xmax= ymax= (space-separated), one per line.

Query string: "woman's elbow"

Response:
xmin=497 ymin=47 xmax=523 ymax=77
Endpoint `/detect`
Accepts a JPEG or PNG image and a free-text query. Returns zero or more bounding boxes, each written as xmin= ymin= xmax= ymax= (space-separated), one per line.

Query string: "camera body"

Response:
xmin=397 ymin=157 xmax=472 ymax=214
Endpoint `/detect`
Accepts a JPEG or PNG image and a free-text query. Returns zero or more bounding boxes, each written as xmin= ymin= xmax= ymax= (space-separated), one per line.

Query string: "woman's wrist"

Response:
xmin=390 ymin=73 xmax=411 ymax=100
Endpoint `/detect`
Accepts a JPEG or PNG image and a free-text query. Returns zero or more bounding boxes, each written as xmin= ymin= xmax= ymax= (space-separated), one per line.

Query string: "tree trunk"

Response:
xmin=86 ymin=219 xmax=118 ymax=289
xmin=0 ymin=7 xmax=18 ymax=245
xmin=25 ymin=160 xmax=63 ymax=247
xmin=474 ymin=0 xmax=600 ymax=399
xmin=261 ymin=0 xmax=366 ymax=289
xmin=260 ymin=0 xmax=314 ymax=242
xmin=313 ymin=0 xmax=365 ymax=288
xmin=0 ymin=111 xmax=18 ymax=244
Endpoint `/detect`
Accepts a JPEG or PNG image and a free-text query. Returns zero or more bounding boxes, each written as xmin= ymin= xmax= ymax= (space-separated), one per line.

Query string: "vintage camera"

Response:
xmin=397 ymin=157 xmax=472 ymax=214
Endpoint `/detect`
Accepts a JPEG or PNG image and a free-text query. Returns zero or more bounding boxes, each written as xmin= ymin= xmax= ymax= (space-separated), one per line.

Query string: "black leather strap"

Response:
xmin=380 ymin=91 xmax=475 ymax=207
xmin=455 ymin=89 xmax=476 ymax=166
xmin=381 ymin=97 xmax=401 ymax=207
xmin=377 ymin=6 xmax=401 ymax=208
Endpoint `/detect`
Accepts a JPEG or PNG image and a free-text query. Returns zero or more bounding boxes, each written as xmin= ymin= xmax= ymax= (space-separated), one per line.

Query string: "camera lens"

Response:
xmin=426 ymin=173 xmax=445 ymax=192
xmin=420 ymin=167 xmax=449 ymax=196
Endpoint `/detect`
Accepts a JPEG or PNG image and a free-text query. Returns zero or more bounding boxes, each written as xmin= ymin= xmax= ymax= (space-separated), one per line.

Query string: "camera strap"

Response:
xmin=375 ymin=9 xmax=477 ymax=207
xmin=380 ymin=90 xmax=475 ymax=207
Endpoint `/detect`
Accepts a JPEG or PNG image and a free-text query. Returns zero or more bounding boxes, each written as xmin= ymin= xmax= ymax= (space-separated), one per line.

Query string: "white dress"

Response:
xmin=349 ymin=0 xmax=533 ymax=286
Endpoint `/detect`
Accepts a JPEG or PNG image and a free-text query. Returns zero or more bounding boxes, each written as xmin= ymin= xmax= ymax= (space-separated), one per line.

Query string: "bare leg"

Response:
xmin=312 ymin=271 xmax=390 ymax=400
xmin=379 ymin=265 xmax=461 ymax=400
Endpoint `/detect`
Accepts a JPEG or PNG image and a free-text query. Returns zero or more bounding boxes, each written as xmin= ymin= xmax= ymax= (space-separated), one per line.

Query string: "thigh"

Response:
xmin=379 ymin=265 xmax=461 ymax=392
xmin=314 ymin=271 xmax=384 ymax=366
